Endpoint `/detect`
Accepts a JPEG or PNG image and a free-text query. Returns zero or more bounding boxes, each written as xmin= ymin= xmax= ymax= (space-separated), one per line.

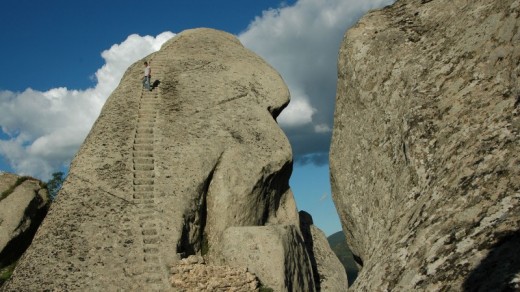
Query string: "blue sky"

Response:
xmin=1 ymin=0 xmax=296 ymax=91
xmin=0 ymin=0 xmax=393 ymax=236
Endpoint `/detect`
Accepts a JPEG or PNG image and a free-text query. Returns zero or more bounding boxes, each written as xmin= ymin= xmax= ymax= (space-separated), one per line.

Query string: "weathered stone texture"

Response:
xmin=170 ymin=255 xmax=260 ymax=291
xmin=217 ymin=225 xmax=316 ymax=292
xmin=330 ymin=0 xmax=519 ymax=291
xmin=0 ymin=173 xmax=49 ymax=268
xmin=4 ymin=28 xmax=336 ymax=291
xmin=299 ymin=211 xmax=348 ymax=292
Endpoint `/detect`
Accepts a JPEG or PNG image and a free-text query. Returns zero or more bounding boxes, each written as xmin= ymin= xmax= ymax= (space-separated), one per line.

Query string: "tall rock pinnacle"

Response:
xmin=4 ymin=28 xmax=345 ymax=291
xmin=330 ymin=0 xmax=519 ymax=290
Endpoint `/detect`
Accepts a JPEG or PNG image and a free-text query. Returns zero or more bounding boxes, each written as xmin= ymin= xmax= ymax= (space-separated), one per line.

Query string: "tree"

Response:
xmin=46 ymin=172 xmax=64 ymax=200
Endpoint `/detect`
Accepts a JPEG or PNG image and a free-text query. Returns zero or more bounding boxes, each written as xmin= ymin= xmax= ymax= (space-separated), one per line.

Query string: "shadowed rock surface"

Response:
xmin=326 ymin=231 xmax=359 ymax=285
xmin=3 ymin=28 xmax=339 ymax=291
xmin=330 ymin=0 xmax=519 ymax=291
xmin=0 ymin=173 xmax=49 ymax=274
xmin=299 ymin=211 xmax=348 ymax=291
xmin=217 ymin=225 xmax=315 ymax=292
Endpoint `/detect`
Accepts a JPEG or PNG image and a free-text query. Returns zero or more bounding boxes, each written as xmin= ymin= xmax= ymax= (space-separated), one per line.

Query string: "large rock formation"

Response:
xmin=218 ymin=225 xmax=315 ymax=291
xmin=331 ymin=0 xmax=519 ymax=291
xmin=299 ymin=211 xmax=349 ymax=291
xmin=4 ymin=28 xmax=341 ymax=291
xmin=0 ymin=173 xmax=49 ymax=271
xmin=326 ymin=231 xmax=359 ymax=285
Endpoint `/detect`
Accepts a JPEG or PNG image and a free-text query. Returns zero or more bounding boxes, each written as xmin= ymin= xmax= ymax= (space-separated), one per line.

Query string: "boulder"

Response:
xmin=0 ymin=173 xmax=49 ymax=268
xmin=216 ymin=225 xmax=315 ymax=292
xmin=4 ymin=28 xmax=330 ymax=291
xmin=299 ymin=211 xmax=348 ymax=291
xmin=330 ymin=0 xmax=520 ymax=290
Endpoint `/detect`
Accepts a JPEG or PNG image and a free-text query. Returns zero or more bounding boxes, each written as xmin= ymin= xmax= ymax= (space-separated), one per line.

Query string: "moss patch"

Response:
xmin=0 ymin=261 xmax=17 ymax=287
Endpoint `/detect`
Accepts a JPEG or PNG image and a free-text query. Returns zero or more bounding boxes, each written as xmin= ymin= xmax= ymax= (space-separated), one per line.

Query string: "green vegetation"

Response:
xmin=327 ymin=231 xmax=359 ymax=285
xmin=0 ymin=171 xmax=65 ymax=202
xmin=259 ymin=286 xmax=274 ymax=292
xmin=0 ymin=261 xmax=17 ymax=286
xmin=0 ymin=176 xmax=32 ymax=202
xmin=45 ymin=171 xmax=65 ymax=200
xmin=0 ymin=175 xmax=41 ymax=286
xmin=0 ymin=172 xmax=63 ymax=287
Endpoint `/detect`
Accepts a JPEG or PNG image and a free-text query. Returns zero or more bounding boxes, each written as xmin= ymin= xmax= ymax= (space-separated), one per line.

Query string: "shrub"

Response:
xmin=0 ymin=261 xmax=17 ymax=287
xmin=46 ymin=172 xmax=64 ymax=200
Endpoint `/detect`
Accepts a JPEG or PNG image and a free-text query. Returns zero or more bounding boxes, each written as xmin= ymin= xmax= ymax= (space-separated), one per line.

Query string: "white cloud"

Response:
xmin=314 ymin=124 xmax=331 ymax=133
xmin=277 ymin=95 xmax=316 ymax=127
xmin=0 ymin=0 xmax=398 ymax=178
xmin=0 ymin=32 xmax=175 ymax=180
xmin=239 ymin=0 xmax=394 ymax=160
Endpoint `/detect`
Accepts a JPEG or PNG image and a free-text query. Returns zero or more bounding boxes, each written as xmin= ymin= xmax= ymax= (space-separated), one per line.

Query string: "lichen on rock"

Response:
xmin=330 ymin=0 xmax=520 ymax=290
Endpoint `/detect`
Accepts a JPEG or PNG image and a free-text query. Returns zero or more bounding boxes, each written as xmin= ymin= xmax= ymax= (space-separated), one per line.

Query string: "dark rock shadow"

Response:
xmin=151 ymin=80 xmax=160 ymax=89
xmin=0 ymin=194 xmax=49 ymax=269
xmin=327 ymin=230 xmax=359 ymax=286
xmin=463 ymin=230 xmax=520 ymax=292
xmin=299 ymin=211 xmax=321 ymax=291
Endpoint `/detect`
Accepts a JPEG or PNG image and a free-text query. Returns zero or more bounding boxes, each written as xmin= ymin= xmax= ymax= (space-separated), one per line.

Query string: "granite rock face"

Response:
xmin=0 ymin=173 xmax=49 ymax=268
xmin=4 ymin=28 xmax=336 ymax=291
xmin=330 ymin=0 xmax=520 ymax=291
xmin=299 ymin=211 xmax=348 ymax=291
xmin=217 ymin=225 xmax=315 ymax=292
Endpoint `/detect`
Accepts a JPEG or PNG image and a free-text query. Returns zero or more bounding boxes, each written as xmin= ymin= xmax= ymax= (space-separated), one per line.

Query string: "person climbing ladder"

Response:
xmin=143 ymin=61 xmax=152 ymax=91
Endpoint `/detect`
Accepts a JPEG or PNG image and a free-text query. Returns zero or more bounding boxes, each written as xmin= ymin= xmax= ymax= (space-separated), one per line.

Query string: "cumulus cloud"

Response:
xmin=0 ymin=32 xmax=175 ymax=180
xmin=0 ymin=0 xmax=397 ymax=179
xmin=314 ymin=124 xmax=331 ymax=134
xmin=239 ymin=0 xmax=394 ymax=162
xmin=276 ymin=98 xmax=316 ymax=127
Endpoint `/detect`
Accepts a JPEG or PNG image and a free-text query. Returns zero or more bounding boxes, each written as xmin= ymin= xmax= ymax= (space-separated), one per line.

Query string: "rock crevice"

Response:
xmin=0 ymin=173 xmax=50 ymax=286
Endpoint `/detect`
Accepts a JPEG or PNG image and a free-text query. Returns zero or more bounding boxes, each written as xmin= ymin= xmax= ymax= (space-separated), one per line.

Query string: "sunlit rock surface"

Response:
xmin=330 ymin=1 xmax=519 ymax=290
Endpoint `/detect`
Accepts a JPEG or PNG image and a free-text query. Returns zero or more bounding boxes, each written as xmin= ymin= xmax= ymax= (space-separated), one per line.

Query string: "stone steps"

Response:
xmin=135 ymin=132 xmax=153 ymax=139
xmin=135 ymin=128 xmax=154 ymax=134
xmin=133 ymin=144 xmax=153 ymax=152
xmin=134 ymin=138 xmax=154 ymax=145
xmin=133 ymin=178 xmax=154 ymax=186
xmin=136 ymin=121 xmax=154 ymax=126
xmin=134 ymin=170 xmax=154 ymax=178
xmin=129 ymin=66 xmax=170 ymax=290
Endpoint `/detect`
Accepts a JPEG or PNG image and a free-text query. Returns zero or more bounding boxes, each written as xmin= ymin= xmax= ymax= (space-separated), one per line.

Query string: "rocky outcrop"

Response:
xmin=170 ymin=255 xmax=260 ymax=291
xmin=4 ymin=28 xmax=338 ymax=291
xmin=326 ymin=231 xmax=359 ymax=285
xmin=0 ymin=173 xmax=49 ymax=269
xmin=217 ymin=225 xmax=315 ymax=292
xmin=299 ymin=211 xmax=348 ymax=291
xmin=330 ymin=0 xmax=519 ymax=291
